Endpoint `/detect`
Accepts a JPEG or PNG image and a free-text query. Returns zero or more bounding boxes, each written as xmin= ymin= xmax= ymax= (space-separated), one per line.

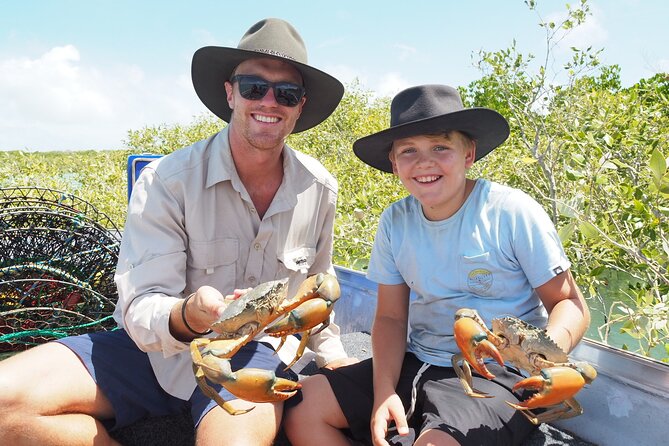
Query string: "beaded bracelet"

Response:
xmin=181 ymin=293 xmax=212 ymax=336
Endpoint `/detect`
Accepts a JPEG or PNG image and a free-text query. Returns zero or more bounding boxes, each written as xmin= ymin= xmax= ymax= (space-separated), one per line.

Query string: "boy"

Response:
xmin=284 ymin=85 xmax=590 ymax=446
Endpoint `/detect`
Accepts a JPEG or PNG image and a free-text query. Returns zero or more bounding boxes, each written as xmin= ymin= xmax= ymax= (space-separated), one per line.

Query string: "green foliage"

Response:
xmin=125 ymin=114 xmax=225 ymax=154
xmin=0 ymin=150 xmax=131 ymax=225
xmin=465 ymin=0 xmax=669 ymax=361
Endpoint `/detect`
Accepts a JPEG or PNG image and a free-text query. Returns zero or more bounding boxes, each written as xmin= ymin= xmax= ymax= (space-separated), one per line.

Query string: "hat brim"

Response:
xmin=352 ymin=108 xmax=510 ymax=173
xmin=192 ymin=46 xmax=344 ymax=133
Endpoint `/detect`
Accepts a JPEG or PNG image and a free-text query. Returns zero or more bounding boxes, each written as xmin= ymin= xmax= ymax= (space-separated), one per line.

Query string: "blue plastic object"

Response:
xmin=126 ymin=154 xmax=163 ymax=201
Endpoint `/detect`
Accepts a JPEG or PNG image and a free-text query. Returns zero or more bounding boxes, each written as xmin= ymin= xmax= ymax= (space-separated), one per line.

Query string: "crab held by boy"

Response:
xmin=190 ymin=273 xmax=340 ymax=415
xmin=451 ymin=308 xmax=597 ymax=424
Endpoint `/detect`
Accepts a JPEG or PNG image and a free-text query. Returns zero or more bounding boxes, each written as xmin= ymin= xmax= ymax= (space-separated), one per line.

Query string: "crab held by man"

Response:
xmin=190 ymin=273 xmax=340 ymax=415
xmin=451 ymin=308 xmax=597 ymax=424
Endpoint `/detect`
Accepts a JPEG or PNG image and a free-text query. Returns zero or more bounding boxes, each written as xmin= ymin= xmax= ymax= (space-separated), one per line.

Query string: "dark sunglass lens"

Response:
xmin=238 ymin=77 xmax=269 ymax=100
xmin=275 ymin=84 xmax=305 ymax=107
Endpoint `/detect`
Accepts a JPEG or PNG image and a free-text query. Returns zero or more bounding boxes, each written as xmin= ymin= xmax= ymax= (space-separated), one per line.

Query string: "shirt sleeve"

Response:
xmin=114 ymin=166 xmax=189 ymax=357
xmin=367 ymin=207 xmax=405 ymax=286
xmin=505 ymin=190 xmax=571 ymax=288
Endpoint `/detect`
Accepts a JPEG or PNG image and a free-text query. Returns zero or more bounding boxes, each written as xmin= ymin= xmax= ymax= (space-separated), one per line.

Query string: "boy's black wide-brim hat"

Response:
xmin=353 ymin=85 xmax=510 ymax=173
xmin=191 ymin=18 xmax=344 ymax=133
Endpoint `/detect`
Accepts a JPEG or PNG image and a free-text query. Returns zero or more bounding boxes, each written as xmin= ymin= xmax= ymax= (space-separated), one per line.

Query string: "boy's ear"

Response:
xmin=464 ymin=142 xmax=477 ymax=167
xmin=389 ymin=151 xmax=399 ymax=175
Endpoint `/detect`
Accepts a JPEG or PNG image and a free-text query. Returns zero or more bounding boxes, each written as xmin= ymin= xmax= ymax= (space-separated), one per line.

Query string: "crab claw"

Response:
xmin=510 ymin=365 xmax=592 ymax=410
xmin=266 ymin=282 xmax=337 ymax=369
xmin=453 ymin=314 xmax=504 ymax=379
xmin=191 ymin=343 xmax=301 ymax=415
xmin=505 ymin=365 xmax=595 ymax=424
xmin=283 ymin=273 xmax=341 ymax=309
xmin=266 ymin=298 xmax=335 ymax=338
xmin=221 ymin=367 xmax=301 ymax=403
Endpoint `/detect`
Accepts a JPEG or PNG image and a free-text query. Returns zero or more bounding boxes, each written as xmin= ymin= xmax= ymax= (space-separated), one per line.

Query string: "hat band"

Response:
xmin=250 ymin=48 xmax=297 ymax=61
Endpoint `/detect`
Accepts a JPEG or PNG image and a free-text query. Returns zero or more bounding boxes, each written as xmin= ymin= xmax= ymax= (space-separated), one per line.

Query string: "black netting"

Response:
xmin=0 ymin=187 xmax=121 ymax=351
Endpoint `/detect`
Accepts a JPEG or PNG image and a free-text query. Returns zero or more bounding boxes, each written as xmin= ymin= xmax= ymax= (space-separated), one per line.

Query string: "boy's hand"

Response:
xmin=371 ymin=393 xmax=409 ymax=446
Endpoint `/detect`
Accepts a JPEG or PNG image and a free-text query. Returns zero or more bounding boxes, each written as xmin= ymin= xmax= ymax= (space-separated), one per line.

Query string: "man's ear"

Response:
xmin=224 ymin=81 xmax=234 ymax=109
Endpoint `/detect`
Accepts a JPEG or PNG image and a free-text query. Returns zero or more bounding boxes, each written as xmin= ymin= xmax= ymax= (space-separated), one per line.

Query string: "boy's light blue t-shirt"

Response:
xmin=367 ymin=179 xmax=571 ymax=367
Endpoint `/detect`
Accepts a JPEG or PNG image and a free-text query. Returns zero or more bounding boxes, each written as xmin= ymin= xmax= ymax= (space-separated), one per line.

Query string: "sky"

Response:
xmin=1 ymin=0 xmax=667 ymax=152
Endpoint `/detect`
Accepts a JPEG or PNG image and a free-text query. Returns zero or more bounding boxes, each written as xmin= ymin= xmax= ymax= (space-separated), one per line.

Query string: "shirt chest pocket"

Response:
xmin=277 ymin=246 xmax=316 ymax=276
xmin=458 ymin=252 xmax=502 ymax=299
xmin=187 ymin=238 xmax=239 ymax=289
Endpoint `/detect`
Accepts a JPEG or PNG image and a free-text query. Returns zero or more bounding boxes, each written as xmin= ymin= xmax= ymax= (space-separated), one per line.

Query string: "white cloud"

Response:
xmin=656 ymin=59 xmax=669 ymax=73
xmin=376 ymin=72 xmax=410 ymax=99
xmin=0 ymin=45 xmax=204 ymax=151
xmin=326 ymin=63 xmax=368 ymax=88
xmin=394 ymin=44 xmax=416 ymax=62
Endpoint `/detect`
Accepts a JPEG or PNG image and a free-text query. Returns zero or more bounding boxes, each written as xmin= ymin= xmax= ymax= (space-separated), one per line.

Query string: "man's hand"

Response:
xmin=170 ymin=286 xmax=249 ymax=341
xmin=371 ymin=393 xmax=409 ymax=446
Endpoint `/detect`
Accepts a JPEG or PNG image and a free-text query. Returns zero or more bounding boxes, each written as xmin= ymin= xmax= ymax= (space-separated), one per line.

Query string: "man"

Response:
xmin=0 ymin=18 xmax=353 ymax=445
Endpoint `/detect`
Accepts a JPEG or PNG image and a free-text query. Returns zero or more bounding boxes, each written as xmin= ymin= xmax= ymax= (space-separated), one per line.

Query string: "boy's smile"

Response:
xmin=414 ymin=175 xmax=442 ymax=184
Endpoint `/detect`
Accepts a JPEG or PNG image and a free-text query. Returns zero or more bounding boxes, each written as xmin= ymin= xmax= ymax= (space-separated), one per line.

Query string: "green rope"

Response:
xmin=0 ymin=315 xmax=116 ymax=343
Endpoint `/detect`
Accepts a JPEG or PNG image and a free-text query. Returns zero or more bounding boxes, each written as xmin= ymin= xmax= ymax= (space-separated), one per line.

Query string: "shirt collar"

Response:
xmin=204 ymin=127 xmax=316 ymax=215
xmin=205 ymin=127 xmax=236 ymax=189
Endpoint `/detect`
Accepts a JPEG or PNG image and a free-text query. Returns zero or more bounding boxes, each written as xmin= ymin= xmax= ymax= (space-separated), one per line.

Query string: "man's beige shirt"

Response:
xmin=113 ymin=127 xmax=346 ymax=399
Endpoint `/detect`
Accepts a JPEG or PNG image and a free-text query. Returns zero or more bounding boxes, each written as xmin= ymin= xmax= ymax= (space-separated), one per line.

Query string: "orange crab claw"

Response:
xmin=221 ymin=368 xmax=301 ymax=403
xmin=280 ymin=272 xmax=341 ymax=311
xmin=509 ymin=366 xmax=587 ymax=409
xmin=266 ymin=298 xmax=334 ymax=337
xmin=266 ymin=297 xmax=335 ymax=369
xmin=453 ymin=316 xmax=504 ymax=379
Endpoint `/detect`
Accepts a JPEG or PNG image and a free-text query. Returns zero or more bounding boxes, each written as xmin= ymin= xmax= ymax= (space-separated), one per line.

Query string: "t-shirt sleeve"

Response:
xmin=506 ymin=190 xmax=571 ymax=288
xmin=366 ymin=207 xmax=406 ymax=286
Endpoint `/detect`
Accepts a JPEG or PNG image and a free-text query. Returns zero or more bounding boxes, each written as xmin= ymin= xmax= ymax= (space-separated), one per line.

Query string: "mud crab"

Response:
xmin=451 ymin=308 xmax=597 ymax=424
xmin=190 ymin=273 xmax=340 ymax=415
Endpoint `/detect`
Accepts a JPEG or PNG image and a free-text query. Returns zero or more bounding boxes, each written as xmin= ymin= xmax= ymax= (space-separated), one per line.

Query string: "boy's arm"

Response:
xmin=535 ymin=270 xmax=590 ymax=353
xmin=371 ymin=283 xmax=411 ymax=445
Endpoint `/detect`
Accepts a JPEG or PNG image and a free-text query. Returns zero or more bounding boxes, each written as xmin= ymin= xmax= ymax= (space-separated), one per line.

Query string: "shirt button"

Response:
xmin=254 ymin=242 xmax=261 ymax=250
xmin=250 ymin=207 xmax=256 ymax=213
xmin=248 ymin=276 xmax=257 ymax=284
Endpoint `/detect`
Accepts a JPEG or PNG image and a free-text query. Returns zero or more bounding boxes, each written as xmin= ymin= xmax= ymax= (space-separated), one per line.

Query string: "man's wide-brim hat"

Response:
xmin=191 ymin=18 xmax=344 ymax=133
xmin=353 ymin=85 xmax=510 ymax=173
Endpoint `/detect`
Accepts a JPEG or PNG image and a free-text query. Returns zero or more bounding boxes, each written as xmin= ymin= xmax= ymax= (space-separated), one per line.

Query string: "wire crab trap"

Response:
xmin=0 ymin=187 xmax=122 ymax=352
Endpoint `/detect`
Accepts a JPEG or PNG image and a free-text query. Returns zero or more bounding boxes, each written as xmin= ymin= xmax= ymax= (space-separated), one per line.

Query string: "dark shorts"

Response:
xmin=57 ymin=329 xmax=297 ymax=431
xmin=319 ymin=352 xmax=537 ymax=446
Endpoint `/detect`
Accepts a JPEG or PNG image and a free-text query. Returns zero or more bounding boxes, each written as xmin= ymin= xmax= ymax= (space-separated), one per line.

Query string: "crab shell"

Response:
xmin=491 ymin=316 xmax=567 ymax=375
xmin=210 ymin=278 xmax=288 ymax=336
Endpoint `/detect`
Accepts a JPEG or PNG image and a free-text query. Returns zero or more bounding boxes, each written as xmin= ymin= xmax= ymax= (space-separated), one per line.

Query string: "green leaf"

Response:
xmin=558 ymin=221 xmax=576 ymax=242
xmin=579 ymin=221 xmax=599 ymax=239
xmin=649 ymin=149 xmax=667 ymax=186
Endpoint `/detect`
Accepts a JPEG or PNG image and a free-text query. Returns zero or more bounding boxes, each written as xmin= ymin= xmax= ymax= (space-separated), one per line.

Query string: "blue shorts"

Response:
xmin=57 ymin=329 xmax=297 ymax=431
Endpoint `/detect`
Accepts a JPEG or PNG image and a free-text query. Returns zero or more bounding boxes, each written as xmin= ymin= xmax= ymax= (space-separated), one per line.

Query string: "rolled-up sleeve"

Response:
xmin=113 ymin=166 xmax=189 ymax=357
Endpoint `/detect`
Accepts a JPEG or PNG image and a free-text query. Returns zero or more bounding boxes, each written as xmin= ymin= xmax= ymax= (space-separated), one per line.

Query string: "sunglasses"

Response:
xmin=230 ymin=74 xmax=305 ymax=107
